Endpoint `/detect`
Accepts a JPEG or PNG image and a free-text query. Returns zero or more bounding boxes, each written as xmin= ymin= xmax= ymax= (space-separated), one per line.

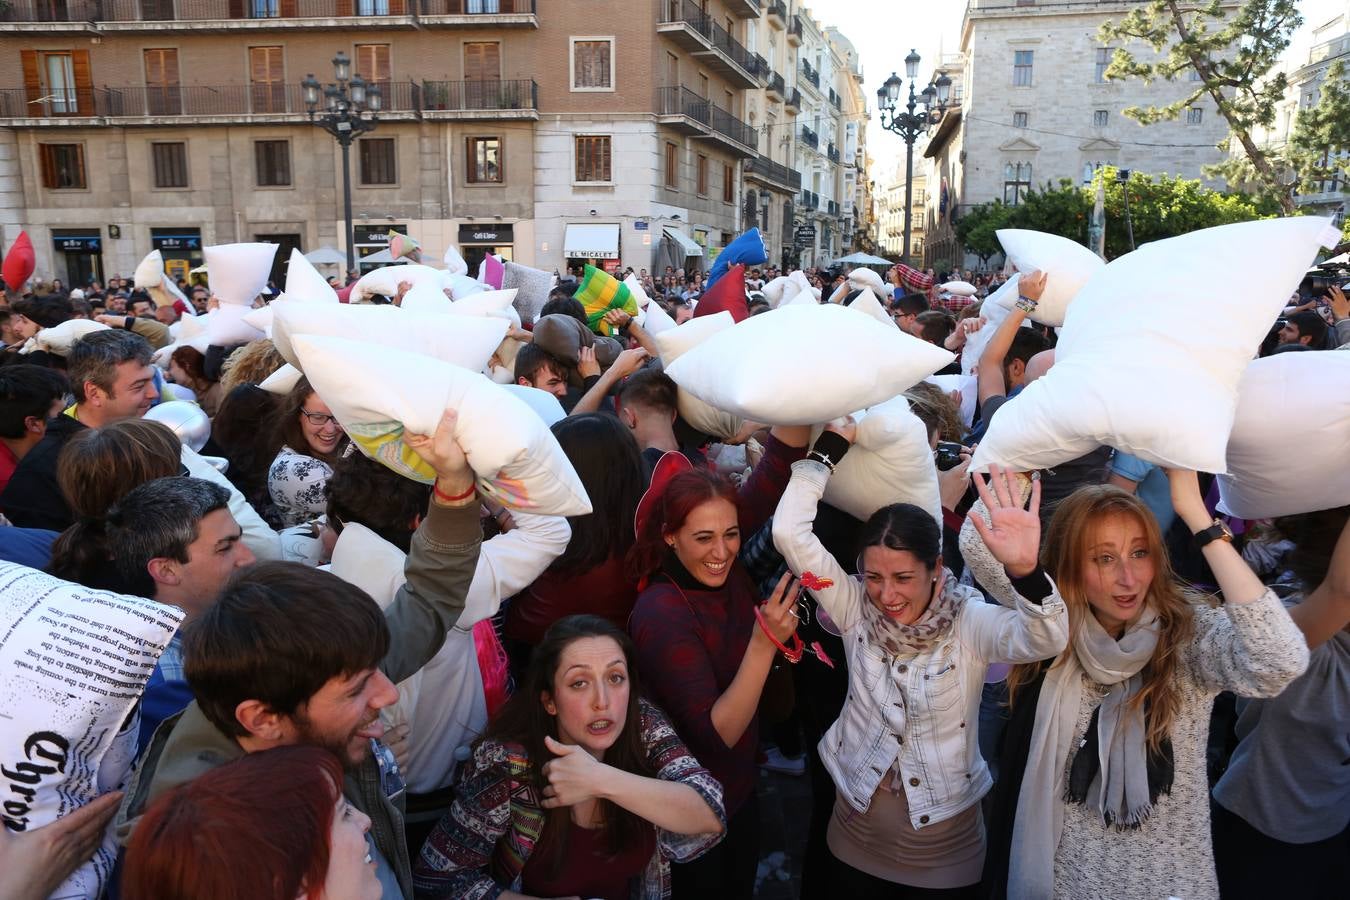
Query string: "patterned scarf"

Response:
xmin=859 ymin=570 xmax=966 ymax=657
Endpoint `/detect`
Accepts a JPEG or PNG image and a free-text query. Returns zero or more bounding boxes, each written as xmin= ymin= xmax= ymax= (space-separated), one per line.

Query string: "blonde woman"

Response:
xmin=981 ymin=471 xmax=1310 ymax=900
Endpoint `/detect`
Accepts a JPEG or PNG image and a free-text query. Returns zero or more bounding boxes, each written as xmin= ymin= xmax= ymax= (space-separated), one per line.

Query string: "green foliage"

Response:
xmin=1289 ymin=61 xmax=1350 ymax=192
xmin=959 ymin=168 xmax=1274 ymax=261
xmin=1100 ymin=0 xmax=1303 ymax=213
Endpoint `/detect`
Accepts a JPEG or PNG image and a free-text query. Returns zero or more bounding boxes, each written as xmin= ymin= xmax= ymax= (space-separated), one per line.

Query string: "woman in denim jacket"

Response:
xmin=772 ymin=421 xmax=1069 ymax=899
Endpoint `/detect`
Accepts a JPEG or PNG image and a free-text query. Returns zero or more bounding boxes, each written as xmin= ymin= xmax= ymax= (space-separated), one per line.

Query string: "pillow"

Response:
xmin=500 ymin=383 xmax=566 ymax=426
xmin=203 ymin=243 xmax=278 ymax=306
xmin=447 ymin=273 xmax=487 ymax=301
xmin=761 ymin=275 xmax=794 ymax=307
xmin=2 ymin=230 xmax=34 ymax=290
xmin=349 ymin=264 xmax=445 ymax=304
xmin=24 ymin=319 xmax=109 ymax=356
xmin=389 ymin=230 xmax=421 ymax=261
xmin=1217 ymin=351 xmax=1350 ymax=519
xmin=242 ymin=305 xmax=274 ymax=336
xmin=692 ymin=264 xmax=748 ymax=322
xmin=272 ymin=302 xmax=507 ymax=375
xmin=531 ymin=313 xmax=621 ymax=370
xmin=665 ymin=303 xmax=955 ymax=426
xmin=284 ymin=248 xmax=340 ymax=304
xmin=925 ymin=373 xmax=979 ymax=430
xmin=133 ymin=249 xmax=165 ymax=290
xmin=847 ymin=290 xmax=897 ymax=329
xmin=444 ymin=244 xmax=469 ymax=276
xmin=205 ymin=304 xmax=266 ymax=347
xmin=478 ymin=254 xmax=505 ymax=290
xmin=0 ymin=563 xmax=182 ymax=899
xmin=940 ymin=280 xmax=977 ymax=296
xmin=961 ymin=276 xmax=1026 ymax=376
xmin=992 ymin=229 xmax=1104 ymax=326
xmin=399 ymin=279 xmax=453 ymax=316
xmin=450 ymin=288 xmax=522 ymax=328
xmin=502 ymin=261 xmax=553 ymax=326
xmin=260 ymin=362 xmax=303 ymax=395
xmin=639 ymin=293 xmax=677 ymax=336
xmin=971 ymin=216 xmax=1340 ymax=475
xmin=573 ymin=265 xmax=639 ymax=336
xmin=705 ymin=228 xmax=767 ymax=289
xmin=822 ymin=395 xmax=942 ymax=525
xmin=290 ymin=334 xmax=591 ymax=515
xmin=848 ymin=267 xmax=887 ymax=300
xmin=653 ymin=312 xmax=743 ymax=439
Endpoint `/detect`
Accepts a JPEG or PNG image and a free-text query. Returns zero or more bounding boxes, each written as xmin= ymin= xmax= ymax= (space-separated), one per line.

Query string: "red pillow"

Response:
xmin=2 ymin=231 xmax=35 ymax=292
xmin=692 ymin=263 xmax=748 ymax=322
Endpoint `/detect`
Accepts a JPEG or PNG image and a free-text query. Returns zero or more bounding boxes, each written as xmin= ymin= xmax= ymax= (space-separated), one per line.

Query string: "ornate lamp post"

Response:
xmin=302 ymin=52 xmax=382 ymax=277
xmin=876 ymin=49 xmax=950 ymax=267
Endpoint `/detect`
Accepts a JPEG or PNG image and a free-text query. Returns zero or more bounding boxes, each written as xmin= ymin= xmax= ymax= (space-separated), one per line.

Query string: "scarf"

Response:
xmin=859 ymin=570 xmax=966 ymax=658
xmin=1007 ymin=609 xmax=1163 ymax=900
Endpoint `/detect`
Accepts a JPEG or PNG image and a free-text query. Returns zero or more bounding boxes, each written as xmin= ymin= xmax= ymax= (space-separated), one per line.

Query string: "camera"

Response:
xmin=935 ymin=441 xmax=965 ymax=471
xmin=1299 ymin=267 xmax=1349 ymax=298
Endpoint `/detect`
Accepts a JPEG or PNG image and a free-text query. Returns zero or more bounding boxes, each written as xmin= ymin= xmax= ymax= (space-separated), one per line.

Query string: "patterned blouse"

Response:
xmin=267 ymin=445 xmax=333 ymax=528
xmin=413 ymin=699 xmax=726 ymax=900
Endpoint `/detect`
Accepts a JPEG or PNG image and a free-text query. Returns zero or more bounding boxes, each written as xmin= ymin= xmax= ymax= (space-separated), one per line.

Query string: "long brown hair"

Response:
xmin=272 ymin=375 xmax=346 ymax=463
xmin=1006 ymin=485 xmax=1200 ymax=753
xmin=479 ymin=615 xmax=654 ymax=877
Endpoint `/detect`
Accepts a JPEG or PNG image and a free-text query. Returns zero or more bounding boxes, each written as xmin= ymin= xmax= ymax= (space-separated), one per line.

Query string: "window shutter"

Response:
xmin=21 ymin=50 xmax=41 ymax=106
xmin=38 ymin=145 xmax=55 ymax=189
xmin=390 ymin=0 xmax=405 ymax=14
xmin=465 ymin=43 xmax=500 ymax=81
xmin=336 ymin=0 xmax=352 ymax=14
xmin=229 ymin=0 xmax=244 ymax=17
xmin=71 ymin=50 xmax=94 ymax=117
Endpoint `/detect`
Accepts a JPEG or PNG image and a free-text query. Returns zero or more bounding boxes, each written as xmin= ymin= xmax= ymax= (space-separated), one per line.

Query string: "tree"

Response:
xmin=1100 ymin=0 xmax=1302 ymax=214
xmin=1008 ymin=179 xmax=1093 ymax=246
xmin=1288 ymin=61 xmax=1350 ymax=194
xmin=955 ymin=200 xmax=1014 ymax=265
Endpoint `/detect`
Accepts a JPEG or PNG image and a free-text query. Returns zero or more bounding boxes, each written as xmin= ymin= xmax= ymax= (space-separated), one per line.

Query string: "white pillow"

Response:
xmin=0 ymin=563 xmax=182 ymax=899
xmin=399 ymin=279 xmax=453 ymax=316
xmin=1217 ymin=351 xmax=1350 ymax=519
xmin=291 ymin=334 xmax=591 ymax=515
xmin=284 ymin=248 xmax=339 ymax=304
xmin=444 ymin=244 xmax=469 ymax=276
xmin=848 ymin=267 xmax=887 ymax=299
xmin=133 ymin=249 xmax=163 ymax=289
xmin=641 ymin=297 xmax=677 ymax=336
xmin=665 ymin=303 xmax=955 ymax=426
xmin=848 ymin=290 xmax=897 ymax=329
xmin=940 ymin=280 xmax=977 ymax=297
xmin=993 ymin=229 xmax=1104 ymax=326
xmin=653 ymin=312 xmax=743 ymax=439
xmin=971 ymin=216 xmax=1340 ymax=475
xmin=962 ymin=275 xmax=1027 ymax=376
xmin=450 ymin=288 xmax=522 ymax=328
xmin=447 ymin=273 xmax=488 ymax=301
xmin=243 ymin=305 xmax=273 ymax=336
xmin=823 ymin=395 xmax=942 ymax=525
xmin=500 ymin=383 xmax=566 ymax=426
xmin=272 ymin=302 xmax=507 ymax=375
xmin=349 ymin=264 xmax=445 ymax=303
xmin=925 ymin=373 xmax=979 ymax=430
xmin=761 ymin=275 xmax=793 ymax=307
xmin=205 ymin=304 xmax=266 ymax=347
xmin=204 ymin=243 xmax=278 ymax=306
xmin=26 ymin=319 xmax=108 ymax=356
xmin=260 ymin=362 xmax=303 ymax=395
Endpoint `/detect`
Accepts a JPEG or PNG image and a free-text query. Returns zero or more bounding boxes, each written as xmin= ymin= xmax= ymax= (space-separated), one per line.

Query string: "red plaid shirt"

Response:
xmin=893 ymin=262 xmax=934 ymax=293
xmin=935 ymin=293 xmax=976 ymax=313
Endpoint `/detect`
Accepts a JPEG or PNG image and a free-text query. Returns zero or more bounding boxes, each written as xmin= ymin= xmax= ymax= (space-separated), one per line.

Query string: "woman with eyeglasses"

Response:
xmin=268 ymin=375 xmax=348 ymax=528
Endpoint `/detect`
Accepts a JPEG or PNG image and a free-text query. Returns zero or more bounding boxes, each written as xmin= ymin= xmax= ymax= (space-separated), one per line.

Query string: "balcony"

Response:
xmin=95 ymin=0 xmax=419 ymax=32
xmin=828 ymin=88 xmax=841 ymax=110
xmin=744 ymin=153 xmax=801 ymax=193
xmin=655 ymin=86 xmax=757 ymax=157
xmin=766 ymin=71 xmax=785 ymax=102
xmin=798 ymin=124 xmax=818 ymax=150
xmin=659 ymin=0 xmax=713 ymax=50
xmin=701 ymin=19 xmax=759 ymax=87
xmin=827 ymin=143 xmax=840 ymax=163
xmin=725 ymin=0 xmax=759 ymax=18
xmin=828 ymin=199 xmax=839 ymax=217
xmin=800 ymin=60 xmax=820 ymax=92
xmin=800 ymin=189 xmax=818 ymax=211
xmin=784 ymin=87 xmax=800 ymax=112
xmin=659 ymin=0 xmax=757 ymax=86
xmin=766 ymin=0 xmax=785 ymax=28
xmin=787 ymin=13 xmax=803 ymax=45
xmin=418 ymin=0 xmax=538 ymax=28
xmin=0 ymin=78 xmax=535 ymax=124
xmin=0 ymin=0 xmax=98 ymax=28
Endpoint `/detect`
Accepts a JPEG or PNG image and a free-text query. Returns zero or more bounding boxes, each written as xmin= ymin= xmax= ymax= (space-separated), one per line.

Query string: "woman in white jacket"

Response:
xmin=772 ymin=421 xmax=1069 ymax=899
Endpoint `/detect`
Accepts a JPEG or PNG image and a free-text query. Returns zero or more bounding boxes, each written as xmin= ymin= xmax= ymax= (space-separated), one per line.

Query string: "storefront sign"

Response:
xmin=52 ymin=234 xmax=101 ymax=253
xmin=457 ymin=224 xmax=514 ymax=244
xmin=151 ymin=231 xmax=201 ymax=252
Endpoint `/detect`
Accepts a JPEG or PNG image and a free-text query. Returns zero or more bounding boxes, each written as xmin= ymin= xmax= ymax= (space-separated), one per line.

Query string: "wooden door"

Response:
xmin=144 ymin=48 xmax=181 ymax=116
xmin=249 ymin=46 xmax=285 ymax=113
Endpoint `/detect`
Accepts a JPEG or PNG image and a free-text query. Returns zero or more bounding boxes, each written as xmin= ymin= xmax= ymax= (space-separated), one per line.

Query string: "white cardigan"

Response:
xmin=772 ymin=459 xmax=1069 ymax=828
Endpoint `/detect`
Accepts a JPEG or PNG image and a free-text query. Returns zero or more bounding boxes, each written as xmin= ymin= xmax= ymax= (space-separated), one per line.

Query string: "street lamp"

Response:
xmin=876 ymin=49 xmax=950 ymax=267
xmin=1116 ymin=168 xmax=1136 ymax=252
xmin=302 ymin=52 xmax=382 ymax=277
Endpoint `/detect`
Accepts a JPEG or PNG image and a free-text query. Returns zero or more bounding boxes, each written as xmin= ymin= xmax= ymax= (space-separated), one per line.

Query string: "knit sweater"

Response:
xmin=1016 ymin=592 xmax=1308 ymax=900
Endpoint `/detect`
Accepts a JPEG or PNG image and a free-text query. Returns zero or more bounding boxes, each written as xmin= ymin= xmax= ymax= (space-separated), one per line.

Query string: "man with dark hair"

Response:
xmin=914 ymin=309 xmax=957 ymax=347
xmin=0 ymin=365 xmax=67 ymax=496
xmin=105 ymin=476 xmax=254 ymax=748
xmin=538 ymin=293 xmax=588 ymax=326
xmin=1 ymin=330 xmax=158 ymax=529
xmin=115 ymin=411 xmax=482 ymax=899
xmin=891 ymin=291 xmax=931 ymax=336
xmin=1277 ymin=310 xmax=1329 ymax=349
xmin=617 ymin=367 xmax=682 ymax=468
xmin=324 ymin=448 xmax=432 ymax=555
xmin=513 ymin=342 xmax=570 ymax=400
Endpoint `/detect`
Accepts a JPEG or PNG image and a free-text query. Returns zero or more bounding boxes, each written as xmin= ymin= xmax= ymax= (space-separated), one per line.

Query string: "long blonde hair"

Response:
xmin=1007 ymin=485 xmax=1200 ymax=753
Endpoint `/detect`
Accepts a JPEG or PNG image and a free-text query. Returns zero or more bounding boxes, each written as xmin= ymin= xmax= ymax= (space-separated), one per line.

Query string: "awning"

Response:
xmin=563 ymin=223 xmax=620 ymax=259
xmin=663 ymin=227 xmax=704 ymax=257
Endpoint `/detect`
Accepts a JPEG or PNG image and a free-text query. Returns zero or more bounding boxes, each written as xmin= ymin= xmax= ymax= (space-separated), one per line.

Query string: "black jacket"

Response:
xmin=0 ymin=413 xmax=85 ymax=531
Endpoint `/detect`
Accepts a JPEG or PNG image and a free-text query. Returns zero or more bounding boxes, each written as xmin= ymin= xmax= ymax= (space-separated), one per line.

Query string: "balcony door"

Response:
xmin=464 ymin=41 xmax=501 ymax=110
xmin=249 ymin=46 xmax=286 ymax=114
xmin=144 ymin=49 xmax=181 ymax=116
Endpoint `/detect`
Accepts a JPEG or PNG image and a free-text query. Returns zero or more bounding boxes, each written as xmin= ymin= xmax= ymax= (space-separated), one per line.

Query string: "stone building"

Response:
xmin=922 ymin=0 xmax=1237 ymax=269
xmin=0 ymin=1 xmax=864 ymax=287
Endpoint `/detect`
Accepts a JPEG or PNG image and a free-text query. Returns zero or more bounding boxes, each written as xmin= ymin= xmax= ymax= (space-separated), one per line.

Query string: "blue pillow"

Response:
xmin=704 ymin=228 xmax=767 ymax=290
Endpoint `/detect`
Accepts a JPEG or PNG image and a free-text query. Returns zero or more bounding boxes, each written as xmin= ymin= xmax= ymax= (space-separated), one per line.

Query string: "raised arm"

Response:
xmin=569 ymin=346 xmax=649 ymax=416
xmin=1285 ymin=514 xmax=1350 ymax=650
xmin=976 ymin=269 xmax=1044 ymax=405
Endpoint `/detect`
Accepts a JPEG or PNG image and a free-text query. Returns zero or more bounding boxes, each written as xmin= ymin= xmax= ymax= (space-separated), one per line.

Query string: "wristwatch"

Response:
xmin=1191 ymin=518 xmax=1234 ymax=551
xmin=1015 ymin=295 xmax=1039 ymax=314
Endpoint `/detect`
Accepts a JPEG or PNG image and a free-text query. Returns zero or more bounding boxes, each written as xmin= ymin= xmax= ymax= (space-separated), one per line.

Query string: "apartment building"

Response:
xmin=0 ymin=0 xmax=771 ymax=285
xmin=740 ymin=0 xmax=801 ymax=270
xmin=919 ymin=0 xmax=1236 ymax=269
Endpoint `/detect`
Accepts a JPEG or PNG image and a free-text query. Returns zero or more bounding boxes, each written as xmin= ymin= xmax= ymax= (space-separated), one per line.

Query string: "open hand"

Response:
xmin=609 ymin=347 xmax=649 ymax=379
xmin=1329 ymin=284 xmax=1349 ymax=321
xmin=970 ymin=464 xmax=1041 ymax=577
xmin=0 ymin=791 xmax=122 ymax=900
xmin=577 ymin=345 xmax=601 ymax=379
xmin=540 ymin=735 xmax=608 ymax=808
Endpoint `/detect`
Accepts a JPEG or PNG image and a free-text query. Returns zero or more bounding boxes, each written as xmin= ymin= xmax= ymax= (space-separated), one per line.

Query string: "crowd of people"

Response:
xmin=0 ymin=229 xmax=1346 ymax=900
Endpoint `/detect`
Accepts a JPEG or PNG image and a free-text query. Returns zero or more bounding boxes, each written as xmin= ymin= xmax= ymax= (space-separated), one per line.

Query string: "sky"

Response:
xmin=808 ymin=0 xmax=1350 ymax=185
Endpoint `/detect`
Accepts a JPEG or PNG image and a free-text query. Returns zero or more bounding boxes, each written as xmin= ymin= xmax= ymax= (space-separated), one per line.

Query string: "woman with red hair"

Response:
xmin=627 ymin=423 xmax=809 ymax=898
xmin=121 ymin=745 xmax=380 ymax=900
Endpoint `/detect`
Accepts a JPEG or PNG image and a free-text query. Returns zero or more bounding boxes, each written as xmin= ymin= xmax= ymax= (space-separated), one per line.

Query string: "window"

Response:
xmin=151 ymin=142 xmax=188 ymax=188
xmin=1013 ymin=50 xmax=1033 ymax=86
xmin=466 ymin=137 xmax=502 ymax=183
xmin=251 ymin=0 xmax=279 ymax=17
xmin=696 ymin=154 xmax=708 ymax=195
xmin=575 ymin=135 xmax=611 ymax=182
xmin=255 ymin=140 xmax=291 ymax=186
xmin=464 ymin=42 xmax=500 ymax=81
xmin=1186 ymin=106 xmax=1203 ymax=125
xmin=144 ymin=48 xmax=181 ymax=116
xmin=665 ymin=142 xmax=678 ymax=188
xmin=699 ymin=73 xmax=709 ymax=98
xmin=39 ymin=143 xmax=86 ymax=189
xmin=666 ymin=52 xmax=678 ymax=87
xmin=359 ymin=138 xmax=396 ymax=185
xmin=571 ymin=38 xmax=614 ymax=91
xmin=355 ymin=43 xmax=391 ymax=90
xmin=723 ymin=163 xmax=734 ymax=203
xmin=1013 ymin=111 xmax=1028 ymax=128
xmin=39 ymin=51 xmax=77 ymax=114
xmin=1094 ymin=48 xmax=1112 ymax=83
xmin=1093 ymin=109 xmax=1109 ymax=127
xmin=357 ymin=0 xmax=391 ymax=12
xmin=1003 ymin=161 xmax=1032 ymax=205
xmin=249 ymin=46 xmax=285 ymax=114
